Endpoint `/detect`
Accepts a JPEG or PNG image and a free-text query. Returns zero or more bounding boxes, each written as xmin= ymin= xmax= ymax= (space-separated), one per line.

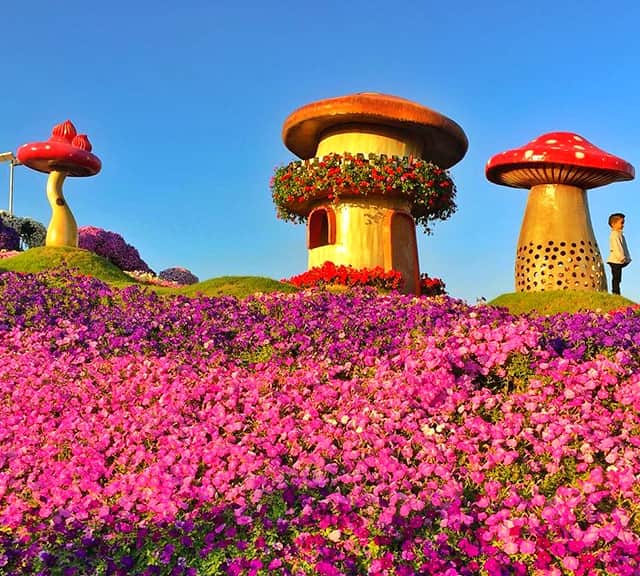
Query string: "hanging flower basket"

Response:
xmin=270 ymin=152 xmax=457 ymax=234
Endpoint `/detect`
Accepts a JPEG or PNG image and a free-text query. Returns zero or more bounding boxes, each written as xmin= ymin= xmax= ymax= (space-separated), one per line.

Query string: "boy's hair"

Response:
xmin=609 ymin=212 xmax=625 ymax=227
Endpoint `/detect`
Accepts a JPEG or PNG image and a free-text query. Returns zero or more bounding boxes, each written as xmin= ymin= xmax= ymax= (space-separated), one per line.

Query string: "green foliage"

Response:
xmin=537 ymin=457 xmax=579 ymax=497
xmin=237 ymin=344 xmax=275 ymax=366
xmin=0 ymin=246 xmax=134 ymax=286
xmin=0 ymin=248 xmax=299 ymax=298
xmin=490 ymin=290 xmax=637 ymax=315
xmin=481 ymin=352 xmax=536 ymax=394
xmin=173 ymin=276 xmax=298 ymax=299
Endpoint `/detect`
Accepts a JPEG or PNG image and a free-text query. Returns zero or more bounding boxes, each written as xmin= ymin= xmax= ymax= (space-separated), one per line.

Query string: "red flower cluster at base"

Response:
xmin=284 ymin=261 xmax=403 ymax=291
xmin=420 ymin=273 xmax=446 ymax=297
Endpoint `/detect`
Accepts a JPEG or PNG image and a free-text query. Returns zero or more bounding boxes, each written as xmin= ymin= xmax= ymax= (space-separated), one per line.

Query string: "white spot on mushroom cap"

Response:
xmin=575 ymin=151 xmax=585 ymax=159
xmin=545 ymin=139 xmax=557 ymax=144
xmin=574 ymin=145 xmax=585 ymax=150
xmin=524 ymin=149 xmax=533 ymax=159
xmin=573 ymin=135 xmax=584 ymax=141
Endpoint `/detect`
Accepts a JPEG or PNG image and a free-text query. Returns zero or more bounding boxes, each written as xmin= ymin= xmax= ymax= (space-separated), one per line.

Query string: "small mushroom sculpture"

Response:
xmin=486 ymin=131 xmax=635 ymax=292
xmin=17 ymin=120 xmax=101 ymax=247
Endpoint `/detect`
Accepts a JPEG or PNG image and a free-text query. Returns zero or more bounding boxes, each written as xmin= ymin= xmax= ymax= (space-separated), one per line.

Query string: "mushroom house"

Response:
xmin=272 ymin=92 xmax=468 ymax=295
xmin=17 ymin=120 xmax=101 ymax=248
xmin=486 ymin=132 xmax=635 ymax=292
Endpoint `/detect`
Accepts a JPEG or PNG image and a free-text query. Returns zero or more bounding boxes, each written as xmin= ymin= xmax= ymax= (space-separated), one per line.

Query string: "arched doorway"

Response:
xmin=389 ymin=211 xmax=419 ymax=294
xmin=308 ymin=207 xmax=336 ymax=249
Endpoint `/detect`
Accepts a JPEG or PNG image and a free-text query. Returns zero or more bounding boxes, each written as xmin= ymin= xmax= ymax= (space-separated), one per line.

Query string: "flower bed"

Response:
xmin=1 ymin=270 xmax=640 ymax=574
xmin=420 ymin=274 xmax=446 ymax=297
xmin=78 ymin=226 xmax=153 ymax=274
xmin=284 ymin=262 xmax=404 ymax=291
xmin=271 ymin=153 xmax=456 ymax=234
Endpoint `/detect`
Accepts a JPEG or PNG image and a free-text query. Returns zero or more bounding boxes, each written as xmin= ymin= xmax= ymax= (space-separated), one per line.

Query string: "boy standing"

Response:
xmin=607 ymin=212 xmax=631 ymax=295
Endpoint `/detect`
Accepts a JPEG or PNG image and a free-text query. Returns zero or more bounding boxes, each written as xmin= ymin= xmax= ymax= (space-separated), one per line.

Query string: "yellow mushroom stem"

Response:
xmin=515 ymin=183 xmax=606 ymax=292
xmin=45 ymin=170 xmax=78 ymax=247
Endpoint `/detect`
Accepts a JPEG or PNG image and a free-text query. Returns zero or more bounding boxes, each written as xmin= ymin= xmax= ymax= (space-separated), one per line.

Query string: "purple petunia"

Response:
xmin=0 ymin=270 xmax=639 ymax=574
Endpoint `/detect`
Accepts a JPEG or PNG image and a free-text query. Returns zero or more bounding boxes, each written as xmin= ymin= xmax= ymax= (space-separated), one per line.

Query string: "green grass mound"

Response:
xmin=0 ymin=247 xmax=135 ymax=286
xmin=172 ymin=276 xmax=298 ymax=298
xmin=490 ymin=290 xmax=637 ymax=315
xmin=0 ymin=248 xmax=297 ymax=298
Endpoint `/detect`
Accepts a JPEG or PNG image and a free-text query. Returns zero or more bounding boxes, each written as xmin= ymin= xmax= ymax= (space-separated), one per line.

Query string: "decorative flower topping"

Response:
xmin=49 ymin=120 xmax=78 ymax=143
xmin=271 ymin=152 xmax=457 ymax=234
xmin=71 ymin=134 xmax=93 ymax=151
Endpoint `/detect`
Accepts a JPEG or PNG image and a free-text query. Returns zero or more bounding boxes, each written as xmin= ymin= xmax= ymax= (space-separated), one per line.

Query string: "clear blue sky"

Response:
xmin=1 ymin=0 xmax=639 ymax=302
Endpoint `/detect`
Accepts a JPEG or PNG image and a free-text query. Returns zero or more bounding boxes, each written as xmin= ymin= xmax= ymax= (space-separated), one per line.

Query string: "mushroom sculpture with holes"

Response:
xmin=276 ymin=92 xmax=467 ymax=295
xmin=17 ymin=120 xmax=101 ymax=247
xmin=486 ymin=132 xmax=635 ymax=292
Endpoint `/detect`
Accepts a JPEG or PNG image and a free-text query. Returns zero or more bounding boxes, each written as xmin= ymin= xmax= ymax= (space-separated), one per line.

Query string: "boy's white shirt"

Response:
xmin=608 ymin=229 xmax=631 ymax=264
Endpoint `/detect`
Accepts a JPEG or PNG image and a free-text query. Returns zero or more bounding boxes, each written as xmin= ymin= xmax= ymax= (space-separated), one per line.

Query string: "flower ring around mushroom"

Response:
xmin=17 ymin=120 xmax=101 ymax=248
xmin=271 ymin=152 xmax=457 ymax=233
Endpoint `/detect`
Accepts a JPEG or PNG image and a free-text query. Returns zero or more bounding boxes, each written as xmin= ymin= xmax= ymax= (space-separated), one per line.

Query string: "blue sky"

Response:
xmin=1 ymin=0 xmax=639 ymax=302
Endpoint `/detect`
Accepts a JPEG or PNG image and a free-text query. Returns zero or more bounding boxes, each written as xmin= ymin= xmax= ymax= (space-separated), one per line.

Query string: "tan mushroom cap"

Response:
xmin=486 ymin=131 xmax=635 ymax=189
xmin=282 ymin=92 xmax=468 ymax=169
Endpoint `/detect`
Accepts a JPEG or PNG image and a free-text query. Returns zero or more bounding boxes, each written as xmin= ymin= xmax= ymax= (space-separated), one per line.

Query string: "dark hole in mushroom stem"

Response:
xmin=56 ymin=198 xmax=65 ymax=206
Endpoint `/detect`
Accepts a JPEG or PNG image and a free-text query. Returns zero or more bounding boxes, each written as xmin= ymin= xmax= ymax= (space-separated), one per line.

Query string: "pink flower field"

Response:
xmin=1 ymin=270 xmax=640 ymax=575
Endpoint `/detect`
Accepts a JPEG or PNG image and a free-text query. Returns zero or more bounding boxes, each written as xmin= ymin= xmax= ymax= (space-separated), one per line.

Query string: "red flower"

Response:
xmin=271 ymin=152 xmax=456 ymax=234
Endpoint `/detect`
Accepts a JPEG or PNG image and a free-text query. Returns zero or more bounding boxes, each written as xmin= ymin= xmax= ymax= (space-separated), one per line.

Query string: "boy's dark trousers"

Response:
xmin=608 ymin=262 xmax=625 ymax=294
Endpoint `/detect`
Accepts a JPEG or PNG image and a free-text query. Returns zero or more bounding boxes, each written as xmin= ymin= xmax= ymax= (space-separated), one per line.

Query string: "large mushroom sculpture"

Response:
xmin=274 ymin=92 xmax=467 ymax=294
xmin=17 ymin=120 xmax=101 ymax=247
xmin=486 ymin=132 xmax=635 ymax=292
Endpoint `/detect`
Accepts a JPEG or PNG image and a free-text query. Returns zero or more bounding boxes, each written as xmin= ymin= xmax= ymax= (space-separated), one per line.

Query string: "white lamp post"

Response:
xmin=0 ymin=151 xmax=19 ymax=215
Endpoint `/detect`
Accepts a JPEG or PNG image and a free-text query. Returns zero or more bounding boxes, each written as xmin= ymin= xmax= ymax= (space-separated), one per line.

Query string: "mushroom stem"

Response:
xmin=45 ymin=170 xmax=78 ymax=247
xmin=516 ymin=184 xmax=606 ymax=291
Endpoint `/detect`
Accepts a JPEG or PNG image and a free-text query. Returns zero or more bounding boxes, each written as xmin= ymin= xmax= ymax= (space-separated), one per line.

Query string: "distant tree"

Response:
xmin=0 ymin=212 xmax=46 ymax=249
xmin=0 ymin=218 xmax=20 ymax=251
xmin=159 ymin=267 xmax=199 ymax=285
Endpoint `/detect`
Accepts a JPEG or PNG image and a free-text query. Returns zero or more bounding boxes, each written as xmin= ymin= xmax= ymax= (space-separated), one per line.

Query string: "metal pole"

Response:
xmin=8 ymin=160 xmax=15 ymax=215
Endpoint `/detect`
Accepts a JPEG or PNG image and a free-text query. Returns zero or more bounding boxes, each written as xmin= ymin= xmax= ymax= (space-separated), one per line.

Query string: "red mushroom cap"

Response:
xmin=16 ymin=120 xmax=101 ymax=177
xmin=486 ymin=131 xmax=635 ymax=190
xmin=283 ymin=92 xmax=468 ymax=168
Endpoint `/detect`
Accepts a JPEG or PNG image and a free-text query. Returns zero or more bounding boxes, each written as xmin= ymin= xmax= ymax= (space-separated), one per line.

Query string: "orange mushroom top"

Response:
xmin=17 ymin=120 xmax=101 ymax=177
xmin=282 ymin=92 xmax=468 ymax=169
xmin=486 ymin=131 xmax=635 ymax=190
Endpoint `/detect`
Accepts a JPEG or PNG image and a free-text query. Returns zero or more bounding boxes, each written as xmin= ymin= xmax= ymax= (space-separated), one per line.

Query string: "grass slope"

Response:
xmin=175 ymin=276 xmax=298 ymax=298
xmin=490 ymin=290 xmax=637 ymax=315
xmin=0 ymin=247 xmax=297 ymax=298
xmin=4 ymin=248 xmax=635 ymax=311
xmin=0 ymin=247 xmax=134 ymax=286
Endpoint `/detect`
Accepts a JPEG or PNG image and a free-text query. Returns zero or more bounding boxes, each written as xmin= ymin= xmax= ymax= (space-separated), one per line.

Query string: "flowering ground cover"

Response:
xmin=1 ymin=270 xmax=640 ymax=574
xmin=284 ymin=262 xmax=404 ymax=291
